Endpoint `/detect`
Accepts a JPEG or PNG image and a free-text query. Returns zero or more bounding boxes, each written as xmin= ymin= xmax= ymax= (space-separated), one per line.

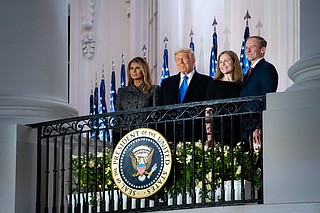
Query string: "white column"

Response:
xmin=286 ymin=1 xmax=320 ymax=92
xmin=263 ymin=1 xmax=320 ymax=205
xmin=0 ymin=0 xmax=78 ymax=126
xmin=0 ymin=1 xmax=77 ymax=212
xmin=0 ymin=125 xmax=37 ymax=213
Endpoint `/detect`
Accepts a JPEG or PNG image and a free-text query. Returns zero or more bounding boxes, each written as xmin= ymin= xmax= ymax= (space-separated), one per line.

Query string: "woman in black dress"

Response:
xmin=206 ymin=50 xmax=242 ymax=100
xmin=205 ymin=50 xmax=243 ymax=147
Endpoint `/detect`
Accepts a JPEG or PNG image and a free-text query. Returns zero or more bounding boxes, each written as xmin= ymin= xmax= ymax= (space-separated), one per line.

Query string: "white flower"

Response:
xmin=105 ymin=167 xmax=111 ymax=174
xmin=234 ymin=158 xmax=238 ymax=165
xmin=206 ymin=184 xmax=212 ymax=191
xmin=236 ymin=165 xmax=241 ymax=175
xmin=176 ymin=142 xmax=183 ymax=149
xmin=256 ymin=167 xmax=262 ymax=174
xmin=206 ymin=171 xmax=212 ymax=181
xmin=216 ymin=177 xmax=222 ymax=184
xmin=89 ymin=160 xmax=95 ymax=168
xmin=195 ymin=141 xmax=202 ymax=149
xmin=175 ymin=156 xmax=181 ymax=163
xmin=186 ymin=155 xmax=192 ymax=164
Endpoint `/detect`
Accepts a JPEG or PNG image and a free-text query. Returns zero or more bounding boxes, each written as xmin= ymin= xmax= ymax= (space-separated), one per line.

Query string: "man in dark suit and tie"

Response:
xmin=241 ymin=36 xmax=278 ymax=146
xmin=159 ymin=48 xmax=212 ymax=142
xmin=160 ymin=48 xmax=212 ymax=105
xmin=241 ymin=36 xmax=278 ymax=97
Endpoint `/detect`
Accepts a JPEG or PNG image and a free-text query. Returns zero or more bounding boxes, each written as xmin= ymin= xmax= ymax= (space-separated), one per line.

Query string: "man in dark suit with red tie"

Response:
xmin=241 ymin=36 xmax=278 ymax=97
xmin=241 ymin=36 xmax=278 ymax=146
xmin=159 ymin=48 xmax=212 ymax=142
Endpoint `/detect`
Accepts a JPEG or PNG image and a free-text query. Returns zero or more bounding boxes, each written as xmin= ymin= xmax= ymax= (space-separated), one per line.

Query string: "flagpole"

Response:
xmin=240 ymin=10 xmax=251 ymax=75
xmin=99 ymin=65 xmax=108 ymax=141
xmin=100 ymin=65 xmax=107 ymax=113
xmin=90 ymin=84 xmax=94 ymax=115
xmin=142 ymin=44 xmax=147 ymax=60
xmin=91 ymin=73 xmax=99 ymax=138
xmin=109 ymin=59 xmax=117 ymax=143
xmin=209 ymin=17 xmax=218 ymax=77
xmin=94 ymin=73 xmax=99 ymax=115
xmin=160 ymin=35 xmax=170 ymax=85
xmin=120 ymin=50 xmax=126 ymax=88
xmin=189 ymin=28 xmax=194 ymax=52
xmin=110 ymin=58 xmax=116 ymax=113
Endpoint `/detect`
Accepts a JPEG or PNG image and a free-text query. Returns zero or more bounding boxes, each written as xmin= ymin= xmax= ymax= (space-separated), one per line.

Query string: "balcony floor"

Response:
xmin=152 ymin=202 xmax=320 ymax=213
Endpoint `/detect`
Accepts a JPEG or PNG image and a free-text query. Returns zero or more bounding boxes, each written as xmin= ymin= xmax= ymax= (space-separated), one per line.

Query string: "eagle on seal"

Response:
xmin=129 ymin=146 xmax=155 ymax=181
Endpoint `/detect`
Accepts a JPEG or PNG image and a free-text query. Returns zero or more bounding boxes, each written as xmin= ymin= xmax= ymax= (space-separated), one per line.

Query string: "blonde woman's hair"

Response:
xmin=127 ymin=57 xmax=152 ymax=94
xmin=214 ymin=50 xmax=243 ymax=83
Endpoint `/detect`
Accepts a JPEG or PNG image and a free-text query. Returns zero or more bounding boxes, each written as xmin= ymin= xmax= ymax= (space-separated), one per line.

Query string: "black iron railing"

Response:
xmin=29 ymin=95 xmax=265 ymax=213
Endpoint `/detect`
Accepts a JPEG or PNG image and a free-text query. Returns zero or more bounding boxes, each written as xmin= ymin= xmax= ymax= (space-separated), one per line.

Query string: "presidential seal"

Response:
xmin=111 ymin=128 xmax=172 ymax=198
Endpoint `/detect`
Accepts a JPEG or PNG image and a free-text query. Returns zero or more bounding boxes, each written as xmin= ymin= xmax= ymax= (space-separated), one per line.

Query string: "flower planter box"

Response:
xmin=69 ymin=191 xmax=155 ymax=212
xmin=215 ymin=180 xmax=258 ymax=201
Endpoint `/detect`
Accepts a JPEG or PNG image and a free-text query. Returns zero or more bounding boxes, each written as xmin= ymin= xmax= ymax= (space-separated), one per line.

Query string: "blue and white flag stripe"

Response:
xmin=240 ymin=26 xmax=250 ymax=75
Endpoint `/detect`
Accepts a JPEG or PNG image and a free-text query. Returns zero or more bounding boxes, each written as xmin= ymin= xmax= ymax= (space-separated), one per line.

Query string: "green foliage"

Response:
xmin=71 ymin=148 xmax=113 ymax=194
xmin=165 ymin=141 xmax=262 ymax=195
xmin=71 ymin=141 xmax=262 ymax=202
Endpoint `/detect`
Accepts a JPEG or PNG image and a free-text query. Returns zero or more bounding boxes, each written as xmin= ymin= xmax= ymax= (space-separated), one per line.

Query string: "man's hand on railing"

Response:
xmin=252 ymin=128 xmax=261 ymax=150
xmin=205 ymin=107 xmax=213 ymax=147
xmin=205 ymin=123 xmax=212 ymax=147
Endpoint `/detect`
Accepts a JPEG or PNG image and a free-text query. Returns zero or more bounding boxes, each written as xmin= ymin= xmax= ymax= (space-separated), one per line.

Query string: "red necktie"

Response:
xmin=248 ymin=67 xmax=253 ymax=75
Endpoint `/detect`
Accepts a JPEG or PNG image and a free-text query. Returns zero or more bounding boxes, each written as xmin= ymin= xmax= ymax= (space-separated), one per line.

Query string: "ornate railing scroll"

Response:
xmin=29 ymin=95 xmax=266 ymax=213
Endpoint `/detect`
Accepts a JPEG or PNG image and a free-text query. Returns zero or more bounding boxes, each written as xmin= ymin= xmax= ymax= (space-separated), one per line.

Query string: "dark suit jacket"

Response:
xmin=240 ymin=58 xmax=278 ymax=97
xmin=240 ymin=58 xmax=278 ymax=137
xmin=159 ymin=71 xmax=212 ymax=105
xmin=158 ymin=71 xmax=212 ymax=143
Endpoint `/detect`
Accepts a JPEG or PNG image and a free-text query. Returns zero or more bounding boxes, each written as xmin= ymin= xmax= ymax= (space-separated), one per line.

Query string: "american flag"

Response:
xmin=89 ymin=86 xmax=94 ymax=115
xmin=209 ymin=17 xmax=218 ymax=77
xmin=89 ymin=86 xmax=95 ymax=138
xmin=160 ymin=36 xmax=170 ymax=84
xmin=109 ymin=59 xmax=117 ymax=113
xmin=189 ymin=29 xmax=195 ymax=52
xmin=98 ymin=66 xmax=108 ymax=141
xmin=240 ymin=10 xmax=251 ymax=75
xmin=93 ymin=76 xmax=99 ymax=115
xmin=90 ymin=76 xmax=99 ymax=138
xmin=99 ymin=66 xmax=107 ymax=114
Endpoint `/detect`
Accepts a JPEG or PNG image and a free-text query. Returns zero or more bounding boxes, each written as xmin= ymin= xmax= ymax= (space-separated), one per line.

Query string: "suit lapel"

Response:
xmin=242 ymin=59 xmax=265 ymax=87
xmin=172 ymin=74 xmax=181 ymax=102
xmin=243 ymin=71 xmax=251 ymax=84
xmin=187 ymin=72 xmax=198 ymax=91
xmin=173 ymin=74 xmax=180 ymax=89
